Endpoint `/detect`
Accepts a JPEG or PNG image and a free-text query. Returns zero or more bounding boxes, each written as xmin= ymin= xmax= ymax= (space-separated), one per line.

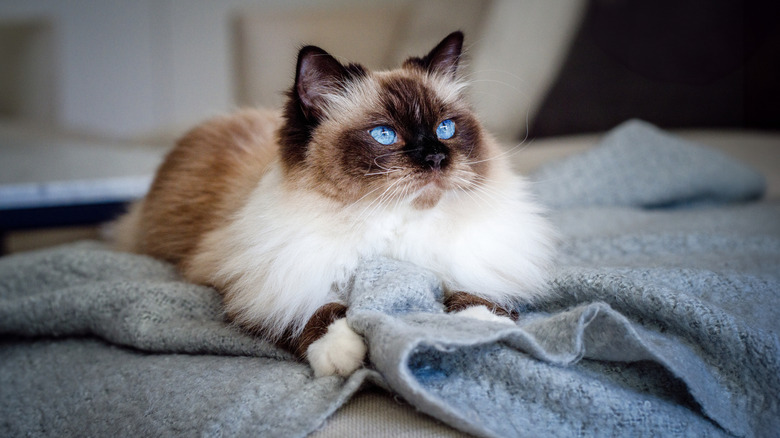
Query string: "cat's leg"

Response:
xmin=281 ymin=303 xmax=366 ymax=377
xmin=444 ymin=292 xmax=517 ymax=325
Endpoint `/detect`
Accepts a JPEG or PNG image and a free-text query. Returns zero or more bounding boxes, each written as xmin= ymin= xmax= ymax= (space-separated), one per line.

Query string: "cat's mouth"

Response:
xmin=409 ymin=172 xmax=457 ymax=209
xmin=411 ymin=182 xmax=444 ymax=209
xmin=385 ymin=168 xmax=473 ymax=210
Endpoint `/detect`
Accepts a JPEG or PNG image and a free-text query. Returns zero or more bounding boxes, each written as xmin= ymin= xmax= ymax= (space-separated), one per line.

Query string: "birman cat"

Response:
xmin=115 ymin=31 xmax=555 ymax=377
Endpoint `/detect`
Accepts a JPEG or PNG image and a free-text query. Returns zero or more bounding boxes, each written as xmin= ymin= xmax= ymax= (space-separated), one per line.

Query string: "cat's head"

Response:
xmin=279 ymin=31 xmax=501 ymax=210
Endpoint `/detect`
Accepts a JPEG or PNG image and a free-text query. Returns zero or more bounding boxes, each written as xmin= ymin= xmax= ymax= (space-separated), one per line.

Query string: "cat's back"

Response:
xmin=115 ymin=108 xmax=281 ymax=265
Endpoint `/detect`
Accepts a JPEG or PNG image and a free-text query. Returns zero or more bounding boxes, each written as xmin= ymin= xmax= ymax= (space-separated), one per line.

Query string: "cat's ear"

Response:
xmin=294 ymin=46 xmax=348 ymax=120
xmin=412 ymin=31 xmax=464 ymax=77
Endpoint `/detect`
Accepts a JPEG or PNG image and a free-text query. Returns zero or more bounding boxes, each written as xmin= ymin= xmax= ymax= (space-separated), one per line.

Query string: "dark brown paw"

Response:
xmin=444 ymin=292 xmax=518 ymax=321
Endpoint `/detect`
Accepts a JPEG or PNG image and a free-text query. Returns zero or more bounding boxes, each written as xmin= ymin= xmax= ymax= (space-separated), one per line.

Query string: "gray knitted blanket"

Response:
xmin=1 ymin=120 xmax=778 ymax=437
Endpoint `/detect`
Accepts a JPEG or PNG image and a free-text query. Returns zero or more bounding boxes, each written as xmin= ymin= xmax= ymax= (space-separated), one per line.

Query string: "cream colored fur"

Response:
xmin=184 ymin=147 xmax=555 ymax=341
xmin=454 ymin=305 xmax=516 ymax=326
xmin=115 ymin=33 xmax=556 ymax=377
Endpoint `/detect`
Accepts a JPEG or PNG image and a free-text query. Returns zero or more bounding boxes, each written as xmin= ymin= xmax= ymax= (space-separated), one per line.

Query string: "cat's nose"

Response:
xmin=425 ymin=153 xmax=447 ymax=170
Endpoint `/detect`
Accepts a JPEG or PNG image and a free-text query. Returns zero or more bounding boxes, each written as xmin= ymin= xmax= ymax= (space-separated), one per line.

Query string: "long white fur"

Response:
xmin=186 ymin=153 xmax=556 ymax=341
xmin=454 ymin=305 xmax=516 ymax=326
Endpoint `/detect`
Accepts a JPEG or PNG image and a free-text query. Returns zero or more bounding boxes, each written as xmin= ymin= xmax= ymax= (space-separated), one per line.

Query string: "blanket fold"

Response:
xmin=531 ymin=119 xmax=766 ymax=209
xmin=346 ymin=250 xmax=780 ymax=437
xmin=2 ymin=120 xmax=778 ymax=437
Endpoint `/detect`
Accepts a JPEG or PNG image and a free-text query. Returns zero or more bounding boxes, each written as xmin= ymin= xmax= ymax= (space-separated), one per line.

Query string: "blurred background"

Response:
xmin=1 ymin=0 xmax=778 ymax=252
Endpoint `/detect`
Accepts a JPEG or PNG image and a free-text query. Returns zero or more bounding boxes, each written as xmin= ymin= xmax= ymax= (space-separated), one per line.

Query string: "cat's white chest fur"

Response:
xmin=187 ymin=163 xmax=554 ymax=339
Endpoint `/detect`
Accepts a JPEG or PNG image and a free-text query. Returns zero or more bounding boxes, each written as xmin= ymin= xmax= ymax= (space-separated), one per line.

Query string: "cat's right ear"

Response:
xmin=403 ymin=31 xmax=464 ymax=77
xmin=424 ymin=31 xmax=464 ymax=77
xmin=294 ymin=46 xmax=348 ymax=120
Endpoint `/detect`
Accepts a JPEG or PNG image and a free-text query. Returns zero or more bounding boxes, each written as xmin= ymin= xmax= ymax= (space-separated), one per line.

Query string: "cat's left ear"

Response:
xmin=294 ymin=45 xmax=349 ymax=120
xmin=420 ymin=31 xmax=464 ymax=77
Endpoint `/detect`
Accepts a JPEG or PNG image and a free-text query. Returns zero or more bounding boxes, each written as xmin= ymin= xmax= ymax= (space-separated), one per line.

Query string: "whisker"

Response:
xmin=372 ymin=176 xmax=412 ymax=218
xmin=344 ymin=184 xmax=386 ymax=210
xmin=395 ymin=177 xmax=412 ymax=208
xmin=353 ymin=175 xmax=410 ymax=224
xmin=452 ymin=175 xmax=507 ymax=206
xmin=353 ymin=182 xmax=399 ymax=222
xmin=468 ymin=183 xmax=505 ymax=205
xmin=390 ymin=178 xmax=412 ymax=212
xmin=364 ymin=168 xmax=403 ymax=176
xmin=375 ymin=149 xmax=413 ymax=160
xmin=452 ymin=182 xmax=481 ymax=206
xmin=461 ymin=138 xmax=535 ymax=167
xmin=367 ymin=149 xmax=420 ymax=176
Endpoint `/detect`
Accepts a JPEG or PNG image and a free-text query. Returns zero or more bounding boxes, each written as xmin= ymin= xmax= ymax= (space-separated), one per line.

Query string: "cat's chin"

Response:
xmin=408 ymin=172 xmax=469 ymax=210
xmin=411 ymin=183 xmax=445 ymax=210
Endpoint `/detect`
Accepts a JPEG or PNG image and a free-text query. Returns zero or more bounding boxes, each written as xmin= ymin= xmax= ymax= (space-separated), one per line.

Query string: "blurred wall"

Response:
xmin=0 ymin=0 xmax=587 ymax=142
xmin=0 ymin=0 xmax=404 ymax=139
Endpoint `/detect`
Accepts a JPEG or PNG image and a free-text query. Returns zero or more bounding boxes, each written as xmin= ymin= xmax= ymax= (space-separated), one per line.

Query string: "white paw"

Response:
xmin=455 ymin=305 xmax=516 ymax=326
xmin=306 ymin=318 xmax=366 ymax=377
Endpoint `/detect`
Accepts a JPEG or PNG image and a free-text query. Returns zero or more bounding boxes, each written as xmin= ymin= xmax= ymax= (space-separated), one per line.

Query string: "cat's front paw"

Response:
xmin=455 ymin=305 xmax=516 ymax=326
xmin=306 ymin=318 xmax=366 ymax=377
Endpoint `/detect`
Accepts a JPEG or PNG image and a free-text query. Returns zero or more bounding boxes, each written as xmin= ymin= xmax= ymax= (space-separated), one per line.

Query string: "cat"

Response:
xmin=114 ymin=31 xmax=555 ymax=377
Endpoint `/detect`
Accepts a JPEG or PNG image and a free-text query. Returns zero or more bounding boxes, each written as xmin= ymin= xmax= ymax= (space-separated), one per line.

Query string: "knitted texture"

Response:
xmin=531 ymin=119 xmax=766 ymax=208
xmin=0 ymin=242 xmax=377 ymax=437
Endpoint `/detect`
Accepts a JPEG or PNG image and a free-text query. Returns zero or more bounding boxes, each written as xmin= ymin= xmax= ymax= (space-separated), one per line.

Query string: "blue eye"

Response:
xmin=369 ymin=126 xmax=397 ymax=145
xmin=436 ymin=119 xmax=455 ymax=140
